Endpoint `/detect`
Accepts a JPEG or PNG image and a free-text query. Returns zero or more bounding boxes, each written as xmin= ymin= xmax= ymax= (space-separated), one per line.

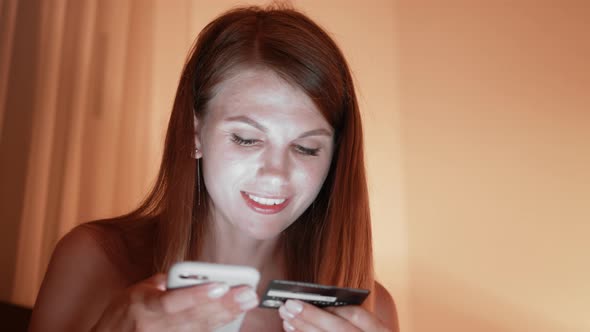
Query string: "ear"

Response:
xmin=193 ymin=113 xmax=203 ymax=159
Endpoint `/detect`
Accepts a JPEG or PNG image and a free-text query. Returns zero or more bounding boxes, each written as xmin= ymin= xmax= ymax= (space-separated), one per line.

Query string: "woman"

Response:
xmin=29 ymin=5 xmax=398 ymax=332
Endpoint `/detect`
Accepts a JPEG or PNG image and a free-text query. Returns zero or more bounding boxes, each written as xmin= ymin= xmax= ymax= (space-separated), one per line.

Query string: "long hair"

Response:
xmin=124 ymin=4 xmax=374 ymax=309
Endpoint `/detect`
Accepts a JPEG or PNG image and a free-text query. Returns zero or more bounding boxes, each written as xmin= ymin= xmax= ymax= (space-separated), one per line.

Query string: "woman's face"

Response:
xmin=197 ymin=68 xmax=334 ymax=240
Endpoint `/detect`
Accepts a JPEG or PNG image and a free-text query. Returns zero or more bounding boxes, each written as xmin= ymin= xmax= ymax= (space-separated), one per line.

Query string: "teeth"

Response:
xmin=248 ymin=194 xmax=286 ymax=206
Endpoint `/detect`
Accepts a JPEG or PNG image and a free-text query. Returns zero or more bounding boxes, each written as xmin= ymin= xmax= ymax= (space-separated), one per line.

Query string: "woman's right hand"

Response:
xmin=91 ymin=273 xmax=259 ymax=331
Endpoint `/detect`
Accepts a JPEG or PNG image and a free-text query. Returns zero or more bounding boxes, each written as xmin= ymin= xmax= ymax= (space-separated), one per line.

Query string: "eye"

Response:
xmin=294 ymin=144 xmax=320 ymax=156
xmin=231 ymin=133 xmax=261 ymax=147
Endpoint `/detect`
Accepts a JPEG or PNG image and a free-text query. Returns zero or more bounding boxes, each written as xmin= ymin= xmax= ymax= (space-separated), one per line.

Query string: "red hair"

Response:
xmin=116 ymin=4 xmax=374 ymax=309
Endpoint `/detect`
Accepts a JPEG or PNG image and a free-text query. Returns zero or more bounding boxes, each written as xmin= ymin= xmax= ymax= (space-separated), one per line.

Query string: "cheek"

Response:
xmin=204 ymin=152 xmax=250 ymax=185
xmin=292 ymin=157 xmax=332 ymax=193
xmin=202 ymin=142 xmax=261 ymax=191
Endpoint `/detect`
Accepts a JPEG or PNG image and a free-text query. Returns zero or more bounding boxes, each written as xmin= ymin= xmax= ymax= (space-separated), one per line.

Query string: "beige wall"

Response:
xmin=398 ymin=2 xmax=590 ymax=332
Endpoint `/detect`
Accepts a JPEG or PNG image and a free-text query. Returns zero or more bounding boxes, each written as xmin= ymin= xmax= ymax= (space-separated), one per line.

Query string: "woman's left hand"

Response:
xmin=278 ymin=300 xmax=392 ymax=332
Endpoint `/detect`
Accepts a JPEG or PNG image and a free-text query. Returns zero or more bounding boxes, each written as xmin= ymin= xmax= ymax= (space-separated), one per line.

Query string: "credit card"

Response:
xmin=259 ymin=280 xmax=370 ymax=309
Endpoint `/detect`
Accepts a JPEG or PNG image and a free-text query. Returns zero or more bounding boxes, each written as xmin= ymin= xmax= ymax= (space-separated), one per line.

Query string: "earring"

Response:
xmin=194 ymin=148 xmax=201 ymax=206
xmin=197 ymin=158 xmax=201 ymax=206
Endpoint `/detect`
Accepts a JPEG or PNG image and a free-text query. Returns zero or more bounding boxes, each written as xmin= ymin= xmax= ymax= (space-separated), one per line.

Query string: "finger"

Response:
xmin=169 ymin=285 xmax=259 ymax=330
xmin=219 ymin=285 xmax=260 ymax=312
xmin=127 ymin=274 xmax=168 ymax=307
xmin=325 ymin=305 xmax=386 ymax=331
xmin=166 ymin=300 xmax=236 ymax=330
xmin=144 ymin=273 xmax=167 ymax=291
xmin=183 ymin=285 xmax=258 ymax=316
xmin=279 ymin=300 xmax=360 ymax=332
xmin=281 ymin=316 xmax=323 ymax=332
xmin=158 ymin=282 xmax=230 ymax=313
xmin=161 ymin=284 xmax=258 ymax=317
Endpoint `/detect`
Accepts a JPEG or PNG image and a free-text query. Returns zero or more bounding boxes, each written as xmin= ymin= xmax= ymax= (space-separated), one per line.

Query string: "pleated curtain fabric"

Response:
xmin=0 ymin=0 xmax=189 ymax=306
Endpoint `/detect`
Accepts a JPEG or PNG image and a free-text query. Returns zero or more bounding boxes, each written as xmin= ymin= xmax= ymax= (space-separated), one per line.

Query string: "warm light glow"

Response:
xmin=2 ymin=1 xmax=589 ymax=331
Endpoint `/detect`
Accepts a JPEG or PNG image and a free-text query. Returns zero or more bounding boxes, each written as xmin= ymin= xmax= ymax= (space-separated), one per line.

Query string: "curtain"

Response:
xmin=0 ymin=0 xmax=197 ymax=306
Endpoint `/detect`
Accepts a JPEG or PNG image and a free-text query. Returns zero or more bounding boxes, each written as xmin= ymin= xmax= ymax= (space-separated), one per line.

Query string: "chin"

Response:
xmin=239 ymin=223 xmax=287 ymax=241
xmin=244 ymin=229 xmax=282 ymax=241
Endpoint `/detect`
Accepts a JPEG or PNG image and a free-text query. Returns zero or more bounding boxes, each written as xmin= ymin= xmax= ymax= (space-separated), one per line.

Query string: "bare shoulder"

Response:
xmin=374 ymin=281 xmax=399 ymax=332
xmin=28 ymin=224 xmax=128 ymax=332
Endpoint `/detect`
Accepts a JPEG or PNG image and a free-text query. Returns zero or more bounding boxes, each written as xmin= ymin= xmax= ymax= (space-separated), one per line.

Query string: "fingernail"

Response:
xmin=283 ymin=319 xmax=296 ymax=331
xmin=279 ymin=305 xmax=295 ymax=319
xmin=234 ymin=289 xmax=258 ymax=303
xmin=285 ymin=300 xmax=303 ymax=315
xmin=207 ymin=283 xmax=230 ymax=298
xmin=240 ymin=298 xmax=259 ymax=311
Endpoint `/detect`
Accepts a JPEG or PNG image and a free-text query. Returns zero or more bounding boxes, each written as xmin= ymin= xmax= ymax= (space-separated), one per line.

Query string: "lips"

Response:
xmin=241 ymin=191 xmax=290 ymax=215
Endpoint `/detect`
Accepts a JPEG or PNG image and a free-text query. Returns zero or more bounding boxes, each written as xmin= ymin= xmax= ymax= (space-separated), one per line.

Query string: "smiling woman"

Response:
xmin=199 ymin=69 xmax=334 ymax=239
xmin=27 ymin=4 xmax=398 ymax=332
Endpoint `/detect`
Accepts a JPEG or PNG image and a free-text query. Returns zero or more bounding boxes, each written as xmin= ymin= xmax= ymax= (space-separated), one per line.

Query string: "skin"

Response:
xmin=196 ymin=68 xmax=334 ymax=268
xmin=28 ymin=68 xmax=398 ymax=332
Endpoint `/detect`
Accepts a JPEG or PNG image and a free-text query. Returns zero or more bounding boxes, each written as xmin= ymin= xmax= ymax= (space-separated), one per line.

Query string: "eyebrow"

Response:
xmin=224 ymin=115 xmax=332 ymax=138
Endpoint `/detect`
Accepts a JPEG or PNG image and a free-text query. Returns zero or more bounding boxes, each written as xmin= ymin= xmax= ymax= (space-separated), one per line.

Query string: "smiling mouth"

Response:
xmin=241 ymin=191 xmax=290 ymax=214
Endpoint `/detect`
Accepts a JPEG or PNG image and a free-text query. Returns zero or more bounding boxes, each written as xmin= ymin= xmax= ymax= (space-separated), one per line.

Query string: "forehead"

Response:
xmin=205 ymin=68 xmax=324 ymax=122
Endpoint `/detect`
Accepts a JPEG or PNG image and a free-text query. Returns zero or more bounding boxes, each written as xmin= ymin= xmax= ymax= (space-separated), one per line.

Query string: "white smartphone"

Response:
xmin=166 ymin=262 xmax=261 ymax=332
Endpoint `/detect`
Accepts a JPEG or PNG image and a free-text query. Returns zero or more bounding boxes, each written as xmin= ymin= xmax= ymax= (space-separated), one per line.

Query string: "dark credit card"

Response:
xmin=259 ymin=280 xmax=370 ymax=309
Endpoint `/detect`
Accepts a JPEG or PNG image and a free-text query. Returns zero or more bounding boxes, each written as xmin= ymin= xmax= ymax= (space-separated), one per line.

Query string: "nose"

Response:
xmin=256 ymin=146 xmax=290 ymax=188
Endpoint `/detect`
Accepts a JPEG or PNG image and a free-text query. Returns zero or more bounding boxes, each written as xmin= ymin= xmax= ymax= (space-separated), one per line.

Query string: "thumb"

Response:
xmin=144 ymin=273 xmax=167 ymax=291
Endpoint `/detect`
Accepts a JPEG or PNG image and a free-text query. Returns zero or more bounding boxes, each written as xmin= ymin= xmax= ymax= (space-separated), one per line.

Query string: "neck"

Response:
xmin=198 ymin=212 xmax=286 ymax=280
